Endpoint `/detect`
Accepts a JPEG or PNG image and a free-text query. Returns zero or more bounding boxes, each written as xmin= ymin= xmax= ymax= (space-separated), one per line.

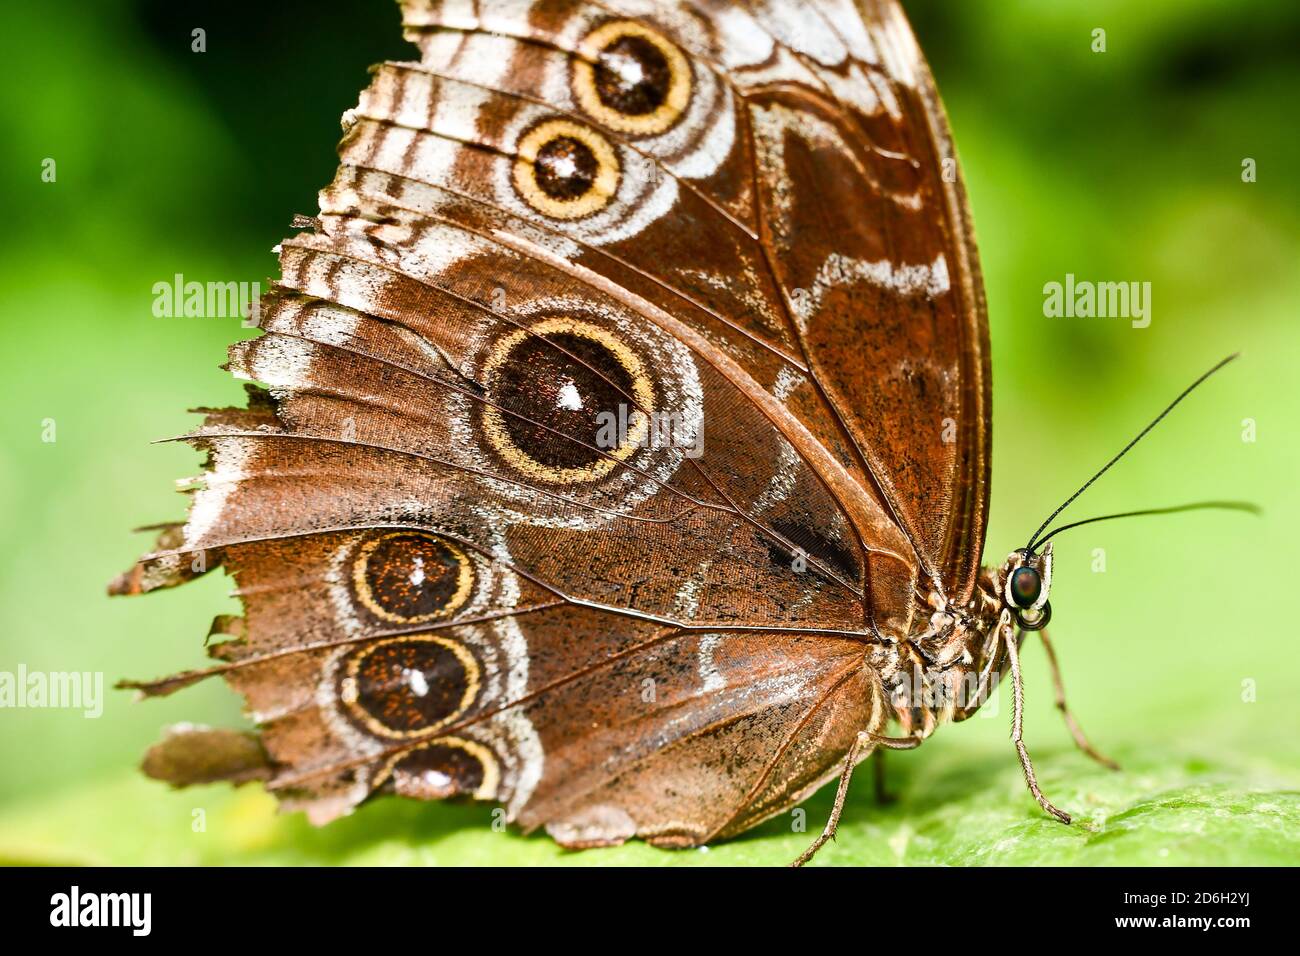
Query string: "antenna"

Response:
xmin=1026 ymin=353 xmax=1240 ymax=552
xmin=1031 ymin=501 xmax=1259 ymax=549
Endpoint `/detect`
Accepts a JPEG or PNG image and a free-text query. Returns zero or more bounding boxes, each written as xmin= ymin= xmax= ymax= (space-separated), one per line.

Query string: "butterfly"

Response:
xmin=110 ymin=0 xmax=1236 ymax=865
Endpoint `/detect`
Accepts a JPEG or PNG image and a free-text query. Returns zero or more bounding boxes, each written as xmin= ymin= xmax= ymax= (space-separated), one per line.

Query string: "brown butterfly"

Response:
xmin=110 ymin=0 xmax=1235 ymax=865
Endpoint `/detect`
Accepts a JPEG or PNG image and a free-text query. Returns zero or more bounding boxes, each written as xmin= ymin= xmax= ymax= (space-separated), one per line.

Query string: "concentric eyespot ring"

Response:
xmin=480 ymin=317 xmax=654 ymax=485
xmin=352 ymin=531 xmax=474 ymax=625
xmin=374 ymin=735 xmax=500 ymax=801
xmin=340 ymin=636 xmax=481 ymax=740
xmin=511 ymin=119 xmax=620 ymax=219
xmin=573 ymin=20 xmax=691 ymax=135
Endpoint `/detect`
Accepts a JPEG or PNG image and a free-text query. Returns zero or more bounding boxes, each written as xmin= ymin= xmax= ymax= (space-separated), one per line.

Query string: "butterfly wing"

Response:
xmin=113 ymin=0 xmax=987 ymax=845
xmin=708 ymin=0 xmax=993 ymax=604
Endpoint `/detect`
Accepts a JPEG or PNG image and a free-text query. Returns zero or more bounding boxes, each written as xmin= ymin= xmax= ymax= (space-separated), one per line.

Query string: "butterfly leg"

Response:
xmin=789 ymin=730 xmax=870 ymax=868
xmin=1037 ymin=628 xmax=1120 ymax=771
xmin=789 ymin=730 xmax=925 ymax=866
xmin=871 ymin=749 xmax=895 ymax=805
xmin=1005 ymin=629 xmax=1072 ymax=824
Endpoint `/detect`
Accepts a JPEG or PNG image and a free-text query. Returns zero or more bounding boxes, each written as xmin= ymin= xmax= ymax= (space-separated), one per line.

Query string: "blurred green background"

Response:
xmin=0 ymin=0 xmax=1296 ymax=865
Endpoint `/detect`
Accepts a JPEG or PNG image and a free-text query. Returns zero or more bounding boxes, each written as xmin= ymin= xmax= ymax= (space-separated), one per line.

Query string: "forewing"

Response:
xmin=695 ymin=0 xmax=993 ymax=601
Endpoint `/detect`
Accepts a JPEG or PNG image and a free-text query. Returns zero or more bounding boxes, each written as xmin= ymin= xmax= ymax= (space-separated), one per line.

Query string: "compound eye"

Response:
xmin=1009 ymin=566 xmax=1041 ymax=609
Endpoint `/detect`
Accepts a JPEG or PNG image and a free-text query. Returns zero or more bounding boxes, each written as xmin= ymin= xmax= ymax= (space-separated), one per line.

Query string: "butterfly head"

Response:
xmin=1000 ymin=543 xmax=1053 ymax=632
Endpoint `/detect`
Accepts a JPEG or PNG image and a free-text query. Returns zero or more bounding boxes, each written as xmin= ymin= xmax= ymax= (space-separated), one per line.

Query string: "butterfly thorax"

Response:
xmin=869 ymin=566 xmax=1012 ymax=738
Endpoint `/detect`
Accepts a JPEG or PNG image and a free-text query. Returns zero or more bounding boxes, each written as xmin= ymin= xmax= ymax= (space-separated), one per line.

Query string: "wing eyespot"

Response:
xmin=352 ymin=531 xmax=474 ymax=624
xmin=511 ymin=119 xmax=621 ymax=219
xmin=479 ymin=317 xmax=655 ymax=485
xmin=339 ymin=635 xmax=481 ymax=740
xmin=573 ymin=20 xmax=691 ymax=136
xmin=374 ymin=735 xmax=500 ymax=801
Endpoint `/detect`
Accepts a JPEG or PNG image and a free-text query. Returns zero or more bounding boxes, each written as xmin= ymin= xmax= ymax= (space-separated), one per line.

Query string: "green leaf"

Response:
xmin=3 ymin=736 xmax=1295 ymax=866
